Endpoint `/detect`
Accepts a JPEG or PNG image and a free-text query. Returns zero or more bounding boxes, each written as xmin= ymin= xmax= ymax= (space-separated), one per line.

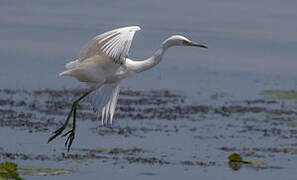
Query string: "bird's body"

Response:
xmin=48 ymin=26 xmax=207 ymax=150
xmin=60 ymin=54 xmax=122 ymax=83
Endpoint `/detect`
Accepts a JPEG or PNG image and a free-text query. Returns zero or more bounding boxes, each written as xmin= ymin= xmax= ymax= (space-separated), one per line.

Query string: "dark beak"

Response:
xmin=189 ymin=41 xmax=208 ymax=48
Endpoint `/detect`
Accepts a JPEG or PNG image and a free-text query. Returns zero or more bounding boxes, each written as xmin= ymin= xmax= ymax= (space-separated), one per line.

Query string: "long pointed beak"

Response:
xmin=189 ymin=41 xmax=208 ymax=48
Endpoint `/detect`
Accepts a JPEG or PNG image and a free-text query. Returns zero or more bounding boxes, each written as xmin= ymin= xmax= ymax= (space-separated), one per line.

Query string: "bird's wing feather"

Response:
xmin=86 ymin=82 xmax=121 ymax=125
xmin=79 ymin=26 xmax=141 ymax=64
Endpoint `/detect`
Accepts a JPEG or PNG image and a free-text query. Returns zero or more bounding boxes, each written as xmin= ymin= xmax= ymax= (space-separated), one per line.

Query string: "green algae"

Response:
xmin=261 ymin=90 xmax=297 ymax=100
xmin=0 ymin=162 xmax=75 ymax=178
xmin=228 ymin=153 xmax=245 ymax=163
xmin=0 ymin=162 xmax=24 ymax=180
xmin=228 ymin=153 xmax=266 ymax=171
xmin=18 ymin=167 xmax=75 ymax=176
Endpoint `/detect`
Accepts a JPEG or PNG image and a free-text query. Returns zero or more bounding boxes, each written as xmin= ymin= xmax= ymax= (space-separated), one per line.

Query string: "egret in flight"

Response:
xmin=48 ymin=26 xmax=207 ymax=151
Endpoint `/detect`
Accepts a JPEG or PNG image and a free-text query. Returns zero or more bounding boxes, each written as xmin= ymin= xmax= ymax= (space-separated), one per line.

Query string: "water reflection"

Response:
xmin=228 ymin=161 xmax=243 ymax=171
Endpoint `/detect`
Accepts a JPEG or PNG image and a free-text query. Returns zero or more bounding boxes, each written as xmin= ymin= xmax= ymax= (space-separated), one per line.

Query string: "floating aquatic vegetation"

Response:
xmin=261 ymin=90 xmax=297 ymax=100
xmin=0 ymin=162 xmax=24 ymax=180
xmin=0 ymin=88 xmax=293 ymax=179
xmin=18 ymin=167 xmax=75 ymax=176
xmin=0 ymin=162 xmax=75 ymax=178
xmin=228 ymin=153 xmax=266 ymax=171
xmin=243 ymin=118 xmax=297 ymax=127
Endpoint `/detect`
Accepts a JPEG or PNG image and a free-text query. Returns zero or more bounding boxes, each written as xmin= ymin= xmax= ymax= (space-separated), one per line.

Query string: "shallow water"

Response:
xmin=1 ymin=88 xmax=297 ymax=180
xmin=1 ymin=0 xmax=297 ymax=179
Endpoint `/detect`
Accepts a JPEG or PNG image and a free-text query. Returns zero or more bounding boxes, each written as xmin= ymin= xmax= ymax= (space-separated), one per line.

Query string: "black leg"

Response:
xmin=48 ymin=90 xmax=93 ymax=151
xmin=47 ymin=102 xmax=75 ymax=143
xmin=63 ymin=102 xmax=77 ymax=151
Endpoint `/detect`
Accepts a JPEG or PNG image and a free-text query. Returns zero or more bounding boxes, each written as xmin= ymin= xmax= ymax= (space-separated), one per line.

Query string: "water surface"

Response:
xmin=1 ymin=1 xmax=297 ymax=180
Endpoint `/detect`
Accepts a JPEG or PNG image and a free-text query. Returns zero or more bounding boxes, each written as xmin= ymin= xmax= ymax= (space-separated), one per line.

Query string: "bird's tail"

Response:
xmin=59 ymin=59 xmax=81 ymax=77
xmin=59 ymin=71 xmax=69 ymax=77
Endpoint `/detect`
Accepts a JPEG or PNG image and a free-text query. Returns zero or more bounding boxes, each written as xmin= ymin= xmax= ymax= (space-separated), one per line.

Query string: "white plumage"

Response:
xmin=49 ymin=25 xmax=207 ymax=150
xmin=88 ymin=82 xmax=120 ymax=125
xmin=60 ymin=26 xmax=140 ymax=125
xmin=79 ymin=26 xmax=141 ymax=64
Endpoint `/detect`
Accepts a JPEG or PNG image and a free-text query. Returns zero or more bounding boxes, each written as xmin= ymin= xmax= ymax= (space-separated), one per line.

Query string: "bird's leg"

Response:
xmin=47 ymin=102 xmax=76 ymax=143
xmin=48 ymin=90 xmax=93 ymax=151
xmin=62 ymin=100 xmax=78 ymax=151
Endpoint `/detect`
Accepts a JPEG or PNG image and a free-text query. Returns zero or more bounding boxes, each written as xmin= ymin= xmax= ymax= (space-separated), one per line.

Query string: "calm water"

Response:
xmin=1 ymin=0 xmax=297 ymax=179
xmin=1 ymin=0 xmax=297 ymax=91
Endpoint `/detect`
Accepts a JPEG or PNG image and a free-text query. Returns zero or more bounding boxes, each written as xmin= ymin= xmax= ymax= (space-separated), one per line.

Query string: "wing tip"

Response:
xmin=120 ymin=26 xmax=141 ymax=32
xmin=133 ymin=26 xmax=141 ymax=31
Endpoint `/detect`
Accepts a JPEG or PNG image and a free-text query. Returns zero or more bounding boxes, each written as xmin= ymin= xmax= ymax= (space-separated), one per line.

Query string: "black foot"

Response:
xmin=47 ymin=90 xmax=92 ymax=151
xmin=47 ymin=101 xmax=76 ymax=149
xmin=48 ymin=106 xmax=74 ymax=143
xmin=63 ymin=129 xmax=75 ymax=151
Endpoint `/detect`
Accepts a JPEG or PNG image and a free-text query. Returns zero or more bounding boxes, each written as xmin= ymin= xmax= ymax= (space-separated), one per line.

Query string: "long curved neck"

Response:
xmin=125 ymin=40 xmax=171 ymax=74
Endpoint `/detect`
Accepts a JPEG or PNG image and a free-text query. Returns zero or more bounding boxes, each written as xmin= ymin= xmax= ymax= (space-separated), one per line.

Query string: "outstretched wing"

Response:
xmin=87 ymin=82 xmax=121 ymax=125
xmin=79 ymin=26 xmax=141 ymax=64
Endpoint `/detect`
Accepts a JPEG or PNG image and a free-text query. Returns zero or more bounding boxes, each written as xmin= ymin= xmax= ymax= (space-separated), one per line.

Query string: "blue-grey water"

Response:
xmin=1 ymin=0 xmax=297 ymax=180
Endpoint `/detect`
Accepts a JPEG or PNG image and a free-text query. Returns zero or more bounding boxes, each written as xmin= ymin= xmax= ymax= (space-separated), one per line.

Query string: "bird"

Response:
xmin=48 ymin=26 xmax=207 ymax=151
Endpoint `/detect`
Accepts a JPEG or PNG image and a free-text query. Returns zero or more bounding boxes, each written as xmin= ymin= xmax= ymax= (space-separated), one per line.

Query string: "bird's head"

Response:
xmin=164 ymin=35 xmax=207 ymax=49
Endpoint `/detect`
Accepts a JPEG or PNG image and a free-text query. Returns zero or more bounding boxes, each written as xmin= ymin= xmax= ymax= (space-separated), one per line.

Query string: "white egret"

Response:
xmin=48 ymin=26 xmax=207 ymax=151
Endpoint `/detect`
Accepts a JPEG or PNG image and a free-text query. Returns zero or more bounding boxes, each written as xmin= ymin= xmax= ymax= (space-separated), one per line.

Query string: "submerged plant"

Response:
xmin=0 ymin=162 xmax=24 ymax=180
